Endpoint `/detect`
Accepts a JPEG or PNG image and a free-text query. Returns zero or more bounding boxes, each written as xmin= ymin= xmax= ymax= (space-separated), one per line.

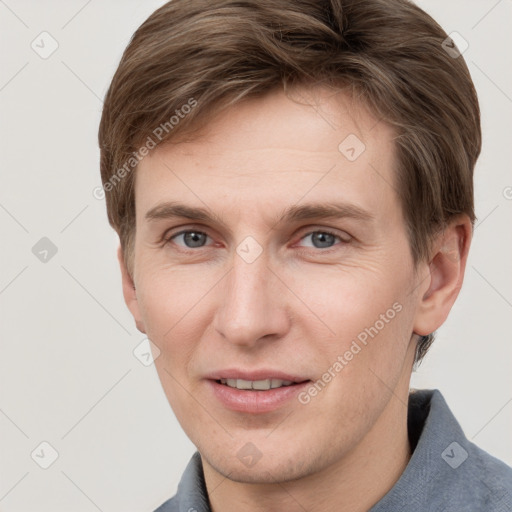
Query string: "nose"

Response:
xmin=212 ymin=250 xmax=290 ymax=348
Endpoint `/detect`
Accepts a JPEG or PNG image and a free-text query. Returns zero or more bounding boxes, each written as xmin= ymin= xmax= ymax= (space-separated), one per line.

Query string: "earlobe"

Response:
xmin=413 ymin=216 xmax=472 ymax=336
xmin=117 ymin=245 xmax=146 ymax=334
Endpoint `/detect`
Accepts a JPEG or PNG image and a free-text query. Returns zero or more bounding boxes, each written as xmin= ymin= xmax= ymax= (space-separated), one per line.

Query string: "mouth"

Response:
xmin=206 ymin=371 xmax=311 ymax=413
xmin=216 ymin=378 xmax=307 ymax=390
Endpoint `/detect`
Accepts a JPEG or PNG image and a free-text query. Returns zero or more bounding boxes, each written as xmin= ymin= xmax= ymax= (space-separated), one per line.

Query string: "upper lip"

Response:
xmin=205 ymin=369 xmax=310 ymax=383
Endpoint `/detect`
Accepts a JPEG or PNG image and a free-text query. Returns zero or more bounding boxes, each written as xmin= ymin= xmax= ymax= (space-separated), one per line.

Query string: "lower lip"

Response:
xmin=207 ymin=380 xmax=311 ymax=413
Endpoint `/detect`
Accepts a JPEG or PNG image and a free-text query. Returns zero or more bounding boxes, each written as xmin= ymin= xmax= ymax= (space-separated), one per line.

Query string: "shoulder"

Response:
xmin=416 ymin=389 xmax=512 ymax=511
xmin=371 ymin=389 xmax=512 ymax=512
xmin=429 ymin=390 xmax=512 ymax=509
xmin=153 ymin=495 xmax=179 ymax=512
xmin=459 ymin=439 xmax=512 ymax=511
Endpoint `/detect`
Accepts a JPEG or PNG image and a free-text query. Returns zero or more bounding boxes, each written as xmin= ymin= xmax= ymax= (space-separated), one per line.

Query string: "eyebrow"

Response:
xmin=144 ymin=201 xmax=374 ymax=228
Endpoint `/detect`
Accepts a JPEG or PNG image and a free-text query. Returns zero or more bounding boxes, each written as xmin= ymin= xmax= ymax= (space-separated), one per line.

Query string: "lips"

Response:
xmin=205 ymin=369 xmax=311 ymax=413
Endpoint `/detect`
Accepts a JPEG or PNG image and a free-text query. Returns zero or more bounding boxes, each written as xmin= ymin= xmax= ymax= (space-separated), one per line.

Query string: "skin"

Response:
xmin=119 ymin=86 xmax=471 ymax=512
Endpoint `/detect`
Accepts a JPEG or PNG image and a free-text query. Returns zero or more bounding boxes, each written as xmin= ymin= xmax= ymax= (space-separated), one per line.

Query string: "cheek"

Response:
xmin=135 ymin=274 xmax=197 ymax=383
xmin=136 ymin=264 xmax=211 ymax=334
xmin=136 ymin=269 xmax=210 ymax=416
xmin=294 ymin=264 xmax=415 ymax=384
xmin=295 ymin=270 xmax=415 ymax=439
xmin=298 ymin=265 xmax=408 ymax=336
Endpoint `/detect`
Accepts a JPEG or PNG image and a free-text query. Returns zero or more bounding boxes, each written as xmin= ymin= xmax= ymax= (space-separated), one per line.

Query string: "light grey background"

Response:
xmin=1 ymin=1 xmax=511 ymax=511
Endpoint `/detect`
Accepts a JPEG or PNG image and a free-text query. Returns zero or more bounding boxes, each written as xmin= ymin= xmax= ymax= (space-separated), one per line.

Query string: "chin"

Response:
xmin=212 ymin=458 xmax=308 ymax=484
xmin=200 ymin=442 xmax=324 ymax=485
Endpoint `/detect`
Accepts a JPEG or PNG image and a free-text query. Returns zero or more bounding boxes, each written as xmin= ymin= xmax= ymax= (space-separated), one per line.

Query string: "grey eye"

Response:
xmin=299 ymin=231 xmax=340 ymax=249
xmin=173 ymin=231 xmax=210 ymax=248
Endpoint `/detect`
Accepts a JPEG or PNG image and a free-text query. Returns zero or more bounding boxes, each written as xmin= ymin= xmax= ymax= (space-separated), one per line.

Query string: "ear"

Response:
xmin=117 ymin=245 xmax=146 ymax=334
xmin=413 ymin=215 xmax=472 ymax=337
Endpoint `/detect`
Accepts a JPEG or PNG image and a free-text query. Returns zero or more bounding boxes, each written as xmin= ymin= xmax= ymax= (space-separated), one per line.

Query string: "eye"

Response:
xmin=296 ymin=230 xmax=349 ymax=250
xmin=163 ymin=228 xmax=350 ymax=253
xmin=166 ymin=230 xmax=213 ymax=249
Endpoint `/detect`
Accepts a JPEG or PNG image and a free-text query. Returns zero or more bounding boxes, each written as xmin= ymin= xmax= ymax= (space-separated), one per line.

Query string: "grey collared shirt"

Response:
xmin=154 ymin=389 xmax=512 ymax=511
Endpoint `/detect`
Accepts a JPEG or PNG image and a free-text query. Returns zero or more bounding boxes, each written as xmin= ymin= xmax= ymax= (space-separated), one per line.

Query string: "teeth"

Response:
xmin=219 ymin=378 xmax=294 ymax=390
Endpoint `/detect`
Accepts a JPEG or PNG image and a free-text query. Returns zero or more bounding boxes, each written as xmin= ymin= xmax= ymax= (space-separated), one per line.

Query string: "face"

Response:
xmin=125 ymin=86 xmax=428 ymax=483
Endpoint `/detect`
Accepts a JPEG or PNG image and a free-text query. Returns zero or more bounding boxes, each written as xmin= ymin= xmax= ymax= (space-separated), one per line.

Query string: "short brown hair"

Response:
xmin=98 ymin=0 xmax=481 ymax=364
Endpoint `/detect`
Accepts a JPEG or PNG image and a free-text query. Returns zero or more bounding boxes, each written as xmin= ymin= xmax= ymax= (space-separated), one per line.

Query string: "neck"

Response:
xmin=202 ymin=385 xmax=413 ymax=512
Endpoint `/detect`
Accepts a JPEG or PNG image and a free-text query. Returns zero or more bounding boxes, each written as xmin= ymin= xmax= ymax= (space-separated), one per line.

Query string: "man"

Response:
xmin=98 ymin=0 xmax=512 ymax=510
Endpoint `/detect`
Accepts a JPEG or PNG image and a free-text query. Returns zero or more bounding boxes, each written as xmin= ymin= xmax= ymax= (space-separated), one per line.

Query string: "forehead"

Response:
xmin=135 ymin=86 xmax=400 ymax=228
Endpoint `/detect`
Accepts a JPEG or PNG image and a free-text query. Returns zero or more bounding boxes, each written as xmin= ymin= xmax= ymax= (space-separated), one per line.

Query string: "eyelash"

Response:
xmin=162 ymin=227 xmax=350 ymax=254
